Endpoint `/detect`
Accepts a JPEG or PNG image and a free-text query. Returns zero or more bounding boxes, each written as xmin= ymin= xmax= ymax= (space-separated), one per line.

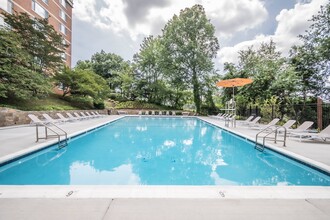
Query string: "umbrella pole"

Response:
xmin=232 ymin=87 xmax=234 ymax=101
xmin=232 ymin=87 xmax=236 ymax=115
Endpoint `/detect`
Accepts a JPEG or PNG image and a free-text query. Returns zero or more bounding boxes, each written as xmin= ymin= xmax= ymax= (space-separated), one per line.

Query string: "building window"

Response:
xmin=60 ymin=10 xmax=66 ymax=22
xmin=42 ymin=0 xmax=48 ymax=4
xmin=0 ymin=0 xmax=7 ymax=11
xmin=0 ymin=0 xmax=13 ymax=13
xmin=60 ymin=23 xmax=66 ymax=35
xmin=32 ymin=0 xmax=48 ymax=18
xmin=59 ymin=0 xmax=66 ymax=8
xmin=7 ymin=0 xmax=12 ymax=13
xmin=0 ymin=16 xmax=4 ymax=26
xmin=61 ymin=53 xmax=66 ymax=60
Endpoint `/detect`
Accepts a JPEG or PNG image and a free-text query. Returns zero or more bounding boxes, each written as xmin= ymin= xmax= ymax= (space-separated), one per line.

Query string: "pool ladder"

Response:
xmin=255 ymin=125 xmax=287 ymax=152
xmin=34 ymin=122 xmax=68 ymax=149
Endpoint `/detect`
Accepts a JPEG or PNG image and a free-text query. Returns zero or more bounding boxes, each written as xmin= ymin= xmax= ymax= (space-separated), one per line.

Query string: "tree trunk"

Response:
xmin=192 ymin=70 xmax=201 ymax=113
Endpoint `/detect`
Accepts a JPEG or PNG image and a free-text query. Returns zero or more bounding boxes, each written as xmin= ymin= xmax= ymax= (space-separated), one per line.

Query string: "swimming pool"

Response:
xmin=0 ymin=117 xmax=329 ymax=186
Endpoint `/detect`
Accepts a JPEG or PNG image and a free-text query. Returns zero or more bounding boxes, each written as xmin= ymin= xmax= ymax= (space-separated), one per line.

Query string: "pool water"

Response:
xmin=0 ymin=117 xmax=330 ymax=185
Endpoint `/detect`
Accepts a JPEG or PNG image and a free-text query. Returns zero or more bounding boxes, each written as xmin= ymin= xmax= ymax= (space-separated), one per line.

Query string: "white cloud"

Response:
xmin=73 ymin=0 xmax=97 ymax=23
xmin=203 ymin=0 xmax=268 ymax=37
xmin=73 ymin=0 xmax=268 ymax=40
xmin=218 ymin=0 xmax=327 ymax=66
xmin=218 ymin=35 xmax=272 ymax=64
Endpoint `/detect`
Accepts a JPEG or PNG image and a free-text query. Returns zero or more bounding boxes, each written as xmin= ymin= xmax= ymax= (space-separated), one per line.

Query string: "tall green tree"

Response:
xmin=162 ymin=4 xmax=219 ymax=113
xmin=134 ymin=36 xmax=168 ymax=104
xmin=290 ymin=2 xmax=330 ymax=99
xmin=0 ymin=27 xmax=50 ymax=100
xmin=3 ymin=12 xmax=66 ymax=75
xmin=89 ymin=50 xmax=128 ymax=91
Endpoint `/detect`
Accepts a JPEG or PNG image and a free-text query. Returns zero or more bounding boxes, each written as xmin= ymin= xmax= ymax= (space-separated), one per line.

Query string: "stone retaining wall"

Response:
xmin=0 ymin=108 xmax=191 ymax=127
xmin=0 ymin=108 xmax=108 ymax=127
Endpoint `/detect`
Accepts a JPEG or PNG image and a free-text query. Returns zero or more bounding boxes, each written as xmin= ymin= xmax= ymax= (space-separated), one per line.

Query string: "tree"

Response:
xmin=89 ymin=50 xmax=127 ymax=90
xmin=221 ymin=41 xmax=298 ymax=118
xmin=2 ymin=12 xmax=66 ymax=76
xmin=54 ymin=67 xmax=110 ymax=102
xmin=162 ymin=4 xmax=219 ymax=113
xmin=134 ymin=36 xmax=168 ymax=104
xmin=290 ymin=2 xmax=330 ymax=99
xmin=0 ymin=28 xmax=50 ymax=100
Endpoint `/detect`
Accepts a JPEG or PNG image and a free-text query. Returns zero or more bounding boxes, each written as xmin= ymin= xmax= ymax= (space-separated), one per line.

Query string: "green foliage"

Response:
xmin=221 ymin=41 xmax=298 ymax=118
xmin=0 ymin=28 xmax=50 ymax=100
xmin=115 ymin=101 xmax=165 ymax=110
xmin=258 ymin=96 xmax=280 ymax=122
xmin=0 ymin=94 xmax=78 ymax=111
xmin=2 ymin=12 xmax=66 ymax=76
xmin=63 ymin=96 xmax=94 ymax=109
xmin=93 ymin=101 xmax=105 ymax=109
xmin=134 ymin=36 xmax=167 ymax=104
xmin=162 ymin=4 xmax=219 ymax=113
xmin=290 ymin=2 xmax=330 ymax=99
xmin=54 ymin=67 xmax=110 ymax=102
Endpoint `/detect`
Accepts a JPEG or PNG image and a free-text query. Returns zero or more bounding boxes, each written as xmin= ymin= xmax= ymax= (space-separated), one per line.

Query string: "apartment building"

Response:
xmin=0 ymin=0 xmax=73 ymax=67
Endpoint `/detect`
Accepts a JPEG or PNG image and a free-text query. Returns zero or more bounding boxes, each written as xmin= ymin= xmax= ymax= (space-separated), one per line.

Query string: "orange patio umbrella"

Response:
xmin=216 ymin=78 xmax=253 ymax=100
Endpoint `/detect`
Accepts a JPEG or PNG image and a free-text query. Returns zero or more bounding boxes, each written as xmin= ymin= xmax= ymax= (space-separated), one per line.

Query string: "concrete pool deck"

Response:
xmin=0 ymin=115 xmax=329 ymax=219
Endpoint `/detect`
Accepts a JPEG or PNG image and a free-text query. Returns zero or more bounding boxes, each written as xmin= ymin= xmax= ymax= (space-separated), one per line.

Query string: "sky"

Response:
xmin=71 ymin=0 xmax=328 ymax=73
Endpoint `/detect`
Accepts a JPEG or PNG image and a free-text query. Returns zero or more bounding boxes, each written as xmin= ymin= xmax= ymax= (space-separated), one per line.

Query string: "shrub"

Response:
xmin=64 ymin=96 xmax=94 ymax=109
xmin=115 ymin=101 xmax=163 ymax=109
xmin=93 ymin=101 xmax=105 ymax=109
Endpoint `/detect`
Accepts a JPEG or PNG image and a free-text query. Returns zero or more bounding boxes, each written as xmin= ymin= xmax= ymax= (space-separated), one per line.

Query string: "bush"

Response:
xmin=93 ymin=101 xmax=105 ymax=109
xmin=115 ymin=101 xmax=164 ymax=109
xmin=64 ymin=96 xmax=94 ymax=109
xmin=108 ymin=93 xmax=129 ymax=102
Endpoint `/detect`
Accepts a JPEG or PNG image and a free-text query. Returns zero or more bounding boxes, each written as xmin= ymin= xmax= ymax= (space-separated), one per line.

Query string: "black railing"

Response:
xmin=242 ymin=103 xmax=330 ymax=129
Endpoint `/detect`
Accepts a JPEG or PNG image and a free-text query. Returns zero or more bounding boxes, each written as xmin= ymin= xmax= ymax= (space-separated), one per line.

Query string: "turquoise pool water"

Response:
xmin=0 ymin=117 xmax=330 ymax=185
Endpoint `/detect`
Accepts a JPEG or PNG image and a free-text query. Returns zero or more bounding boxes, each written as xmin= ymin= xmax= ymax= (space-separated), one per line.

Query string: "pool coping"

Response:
xmin=0 ymin=116 xmax=329 ymax=199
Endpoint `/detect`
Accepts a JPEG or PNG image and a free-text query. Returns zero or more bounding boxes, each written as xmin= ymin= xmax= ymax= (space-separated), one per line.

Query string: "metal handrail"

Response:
xmin=255 ymin=125 xmax=287 ymax=151
xmin=35 ymin=122 xmax=68 ymax=149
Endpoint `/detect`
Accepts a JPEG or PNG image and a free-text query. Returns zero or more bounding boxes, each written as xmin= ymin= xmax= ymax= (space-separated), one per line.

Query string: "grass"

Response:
xmin=1 ymin=96 xmax=175 ymax=111
xmin=0 ymin=94 xmax=79 ymax=111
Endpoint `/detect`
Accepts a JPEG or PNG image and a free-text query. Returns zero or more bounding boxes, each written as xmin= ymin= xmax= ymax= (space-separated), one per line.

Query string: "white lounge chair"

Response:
xmin=238 ymin=115 xmax=254 ymax=125
xmin=85 ymin=112 xmax=96 ymax=118
xmin=90 ymin=112 xmax=100 ymax=118
xmin=151 ymin=111 xmax=155 ymax=115
xmin=281 ymin=120 xmax=296 ymax=129
xmin=74 ymin=112 xmax=86 ymax=120
xmin=172 ymin=111 xmax=176 ymax=116
xmin=166 ymin=111 xmax=170 ymax=115
xmin=57 ymin=113 xmax=75 ymax=122
xmin=215 ymin=113 xmax=231 ymax=120
xmin=253 ymin=118 xmax=280 ymax=130
xmin=158 ymin=111 xmax=163 ymax=116
xmin=118 ymin=110 xmax=127 ymax=115
xmin=288 ymin=121 xmax=314 ymax=134
xmin=92 ymin=111 xmax=105 ymax=117
xmin=66 ymin=112 xmax=81 ymax=121
xmin=225 ymin=114 xmax=236 ymax=127
xmin=291 ymin=124 xmax=330 ymax=142
xmin=80 ymin=112 xmax=92 ymax=119
xmin=243 ymin=116 xmax=261 ymax=127
xmin=182 ymin=112 xmax=190 ymax=116
xmin=42 ymin=113 xmax=64 ymax=123
xmin=28 ymin=114 xmax=48 ymax=125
